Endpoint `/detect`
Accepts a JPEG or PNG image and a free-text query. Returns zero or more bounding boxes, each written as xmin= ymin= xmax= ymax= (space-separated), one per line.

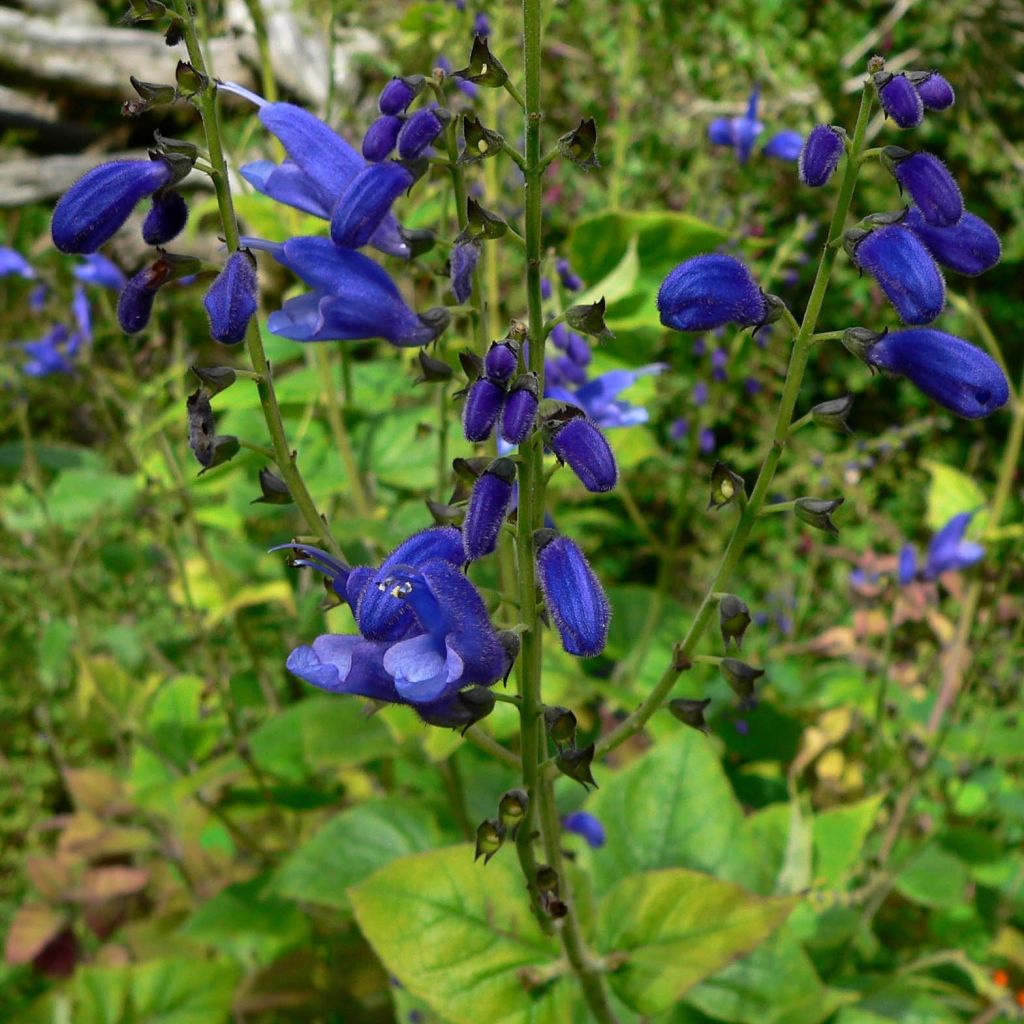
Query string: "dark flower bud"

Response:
xmin=558 ymin=118 xmax=600 ymax=170
xmin=128 ymin=76 xmax=177 ymax=113
xmin=152 ymin=130 xmax=200 ymax=161
xmin=253 ymin=467 xmax=293 ymax=505
xmin=843 ymin=327 xmax=1009 ymax=419
xmin=330 ymin=162 xmax=414 ymax=250
xmin=452 ymin=456 xmax=491 ymax=483
xmin=563 ymin=811 xmax=606 ymax=848
xmin=398 ymin=108 xmax=446 ymax=160
xmin=556 ymin=258 xmax=583 ymax=293
xmin=141 ymin=190 xmax=188 ymax=246
xmin=548 ymin=417 xmax=617 ymax=493
xmin=398 ymin=225 xmax=437 ymax=258
xmin=449 ymin=239 xmax=481 ymax=303
xmin=459 ymin=350 xmax=484 ymax=380
xmin=174 ymin=60 xmax=208 ymax=96
xmin=199 ymin=435 xmax=241 ymax=472
xmin=187 ymin=388 xmax=215 ymax=468
xmin=903 ymin=207 xmax=1001 ymax=277
xmin=719 ymin=594 xmax=751 ymax=650
xmin=460 ymin=115 xmax=504 ymax=163
xmin=378 ymin=75 xmax=423 ymax=116
xmin=455 ymin=35 xmax=508 ymax=87
xmin=418 ymin=685 xmax=497 ymax=731
xmin=794 ymin=497 xmax=845 ymax=536
xmin=535 ymin=531 xmax=611 ymax=657
xmin=544 ymin=705 xmax=577 ymax=747
xmin=564 ymin=297 xmax=613 ymax=339
xmin=463 ymin=378 xmax=505 ymax=442
xmin=658 ymin=254 xmax=768 ymax=333
xmin=884 ymin=148 xmax=963 ymax=227
xmin=845 ymin=224 xmax=945 ymax=325
xmin=484 ymin=340 xmax=519 ymax=385
xmin=463 ymin=458 xmax=516 ymax=562
xmin=501 ymin=373 xmax=540 ymax=445
xmin=164 ymin=20 xmax=182 ymax=45
xmin=474 ymin=819 xmax=505 ymax=864
xmin=191 ymin=365 xmax=236 ymax=395
xmin=669 ymin=697 xmax=711 ymax=734
xmin=117 ymin=257 xmax=181 ymax=334
xmin=497 ymin=630 xmax=521 ymax=682
xmin=498 ymin=789 xmax=528 ymax=835
xmin=556 ymin=743 xmax=598 ymax=790
xmin=810 ymin=395 xmax=854 ymax=433
xmin=708 ymin=461 xmax=746 ymax=511
xmin=908 ymin=70 xmax=955 ymax=111
xmin=875 ymin=72 xmax=923 ymax=129
xmin=463 ymin=196 xmax=507 ymax=240
xmin=720 ymin=658 xmax=763 ymax=709
xmin=417 ymin=307 xmax=451 ymax=343
xmin=798 ymin=125 xmax=845 ymax=187
xmin=52 ymin=158 xmax=174 ymax=254
xmin=414 ymin=350 xmax=453 ymax=384
xmin=204 ymin=251 xmax=258 ymax=345
xmin=361 ymin=115 xmax=403 ymax=162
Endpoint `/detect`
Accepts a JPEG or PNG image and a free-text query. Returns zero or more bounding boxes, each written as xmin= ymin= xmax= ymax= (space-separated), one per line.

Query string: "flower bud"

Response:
xmin=845 ymin=224 xmax=945 ymax=325
xmin=462 ymin=377 xmax=505 ymax=442
xmin=474 ymin=818 xmax=505 ymax=864
xmin=794 ymin=497 xmax=844 ymax=536
xmin=909 ymin=70 xmax=955 ymax=111
xmin=884 ymin=148 xmax=963 ymax=227
xmin=875 ymin=72 xmax=924 ymax=128
xmin=556 ymin=743 xmax=598 ymax=791
xmin=798 ymin=125 xmax=844 ymax=187
xmin=455 ymin=34 xmax=509 ymax=87
xmin=398 ymin=108 xmax=446 ymax=159
xmin=484 ymin=340 xmax=519 ymax=385
xmin=548 ymin=417 xmax=617 ymax=493
xmin=658 ymin=254 xmax=768 ymax=333
xmin=501 ymin=373 xmax=539 ymax=445
xmin=544 ymin=705 xmax=577 ymax=747
xmin=810 ymin=395 xmax=855 ymax=433
xmin=556 ymin=258 xmax=583 ymax=292
xmin=463 ymin=457 xmax=516 ymax=562
xmin=141 ymin=190 xmax=188 ymax=246
xmin=535 ymin=532 xmax=611 ymax=658
xmin=719 ymin=594 xmax=751 ymax=650
xmin=566 ymin=332 xmax=591 ymax=367
xmin=117 ymin=258 xmax=179 ymax=334
xmin=361 ymin=114 xmax=403 ymax=162
xmin=562 ymin=810 xmax=605 ymax=848
xmin=204 ymin=251 xmax=258 ymax=345
xmin=498 ymin=789 xmax=529 ymax=835
xmin=903 ymin=208 xmax=1000 ymax=277
xmin=378 ymin=75 xmax=423 ymax=115
xmin=708 ymin=461 xmax=746 ymax=511
xmin=669 ymin=697 xmax=712 ymax=734
xmin=449 ymin=239 xmax=481 ymax=303
xmin=720 ymin=658 xmax=763 ymax=709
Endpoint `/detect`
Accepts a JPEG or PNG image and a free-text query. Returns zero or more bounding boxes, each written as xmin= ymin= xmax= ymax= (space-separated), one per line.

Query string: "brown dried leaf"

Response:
xmin=4 ymin=904 xmax=65 ymax=966
xmin=63 ymin=768 xmax=127 ymax=816
xmin=77 ymin=866 xmax=149 ymax=903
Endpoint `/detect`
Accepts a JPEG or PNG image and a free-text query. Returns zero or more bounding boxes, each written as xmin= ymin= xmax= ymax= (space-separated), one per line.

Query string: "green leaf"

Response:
xmin=587 ymin=728 xmax=761 ymax=893
xmin=269 ymin=799 xmax=440 ymax=911
xmin=349 ymin=845 xmax=570 ymax=1024
xmin=595 ymin=868 xmax=795 ymax=1015
xmin=248 ymin=696 xmax=393 ymax=782
xmin=893 ymin=842 xmax=971 ymax=909
xmin=922 ymin=461 xmax=987 ymax=535
xmin=813 ymin=795 xmax=883 ymax=887
xmin=574 ymin=236 xmax=640 ymax=308
xmin=45 ymin=468 xmax=137 ymax=531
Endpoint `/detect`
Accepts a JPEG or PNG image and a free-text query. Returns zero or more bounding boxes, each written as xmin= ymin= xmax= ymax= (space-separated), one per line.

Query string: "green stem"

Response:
xmin=242 ymin=0 xmax=277 ymax=103
xmin=170 ymin=0 xmax=344 ymax=561
xmin=595 ymin=76 xmax=876 ymax=761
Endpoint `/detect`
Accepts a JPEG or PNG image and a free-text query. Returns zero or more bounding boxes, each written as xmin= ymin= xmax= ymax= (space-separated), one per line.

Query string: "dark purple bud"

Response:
xmin=658 ymin=254 xmax=767 ymax=333
xmin=117 ymin=262 xmax=171 ymax=333
xmin=903 ymin=207 xmax=1001 ymax=277
xmin=845 ymin=224 xmax=945 ymax=325
xmin=484 ymin=339 xmax=519 ymax=384
xmin=501 ymin=373 xmax=539 ymax=445
xmin=463 ymin=377 xmax=505 ymax=441
xmin=52 ymin=158 xmax=174 ymax=254
xmin=473 ymin=12 xmax=491 ymax=36
xmin=720 ymin=658 xmax=763 ymax=709
xmin=885 ymin=149 xmax=963 ymax=227
xmin=550 ymin=322 xmax=569 ymax=350
xmin=844 ymin=327 xmax=1009 ymax=419
xmin=911 ymin=71 xmax=955 ymax=111
xmin=549 ymin=416 xmax=617 ymax=493
xmin=463 ymin=457 xmax=516 ymax=562
xmin=362 ymin=115 xmax=403 ymax=162
xmin=876 ymin=73 xmax=923 ymax=128
xmin=536 ymin=532 xmax=610 ymax=658
xmin=378 ymin=75 xmax=423 ymax=116
xmin=330 ymin=163 xmax=414 ymax=249
xmin=204 ymin=251 xmax=258 ymax=345
xmin=555 ymin=354 xmax=587 ymax=386
xmin=798 ymin=125 xmax=844 ymax=187
xmin=556 ymin=258 xmax=583 ymax=292
xmin=449 ymin=239 xmax=481 ymax=303
xmin=566 ymin=332 xmax=591 ymax=367
xmin=141 ymin=190 xmax=188 ymax=245
xmin=541 ymin=277 xmax=552 ymax=300
xmin=556 ymin=744 xmax=598 ymax=791
xmin=397 ymin=109 xmax=445 ymax=160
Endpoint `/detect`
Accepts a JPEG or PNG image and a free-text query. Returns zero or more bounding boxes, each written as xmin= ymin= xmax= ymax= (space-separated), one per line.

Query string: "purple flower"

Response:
xmin=562 ymin=810 xmax=605 ymax=848
xmin=670 ymin=417 xmax=689 ymax=441
xmin=73 ymin=253 xmax=126 ymax=290
xmin=902 ymin=207 xmax=1001 ymax=277
xmin=463 ymin=458 xmax=516 ymax=562
xmin=658 ymin=254 xmax=768 ymax=333
xmin=204 ymin=252 xmax=258 ymax=345
xmin=923 ymin=512 xmax=984 ymax=579
xmin=546 ymin=365 xmax=664 ymax=429
xmin=20 ymin=324 xmax=77 ymax=377
xmin=142 ymin=190 xmax=188 ymax=246
xmin=397 ymin=109 xmax=445 ymax=160
xmin=556 ymin=258 xmax=583 ymax=292
xmin=877 ymin=73 xmax=923 ymax=129
xmin=362 ymin=115 xmax=403 ymax=162
xmin=549 ymin=417 xmax=618 ymax=493
xmin=0 ymin=246 xmax=35 ymax=279
xmin=762 ymin=130 xmax=804 ymax=161
xmin=117 ymin=264 xmax=168 ymax=334
xmin=887 ymin=150 xmax=963 ymax=227
xmin=898 ymin=544 xmax=917 ymax=584
xmin=449 ymin=239 xmax=481 ymax=303
xmin=699 ymin=427 xmax=716 ymax=453
xmin=913 ymin=71 xmax=955 ymax=111
xmin=378 ymin=76 xmax=420 ymax=116
xmin=707 ymin=85 xmax=801 ymax=164
xmin=463 ymin=377 xmax=506 ymax=441
xmin=473 ymin=12 xmax=491 ymax=35
xmin=535 ymin=533 xmax=610 ymax=657
xmin=483 ymin=340 xmax=518 ymax=385
xmin=799 ymin=125 xmax=845 ymax=187
xmin=693 ymin=380 xmax=709 ymax=406
xmin=330 ymin=162 xmax=414 ymax=250
xmin=501 ymin=374 xmax=539 ymax=444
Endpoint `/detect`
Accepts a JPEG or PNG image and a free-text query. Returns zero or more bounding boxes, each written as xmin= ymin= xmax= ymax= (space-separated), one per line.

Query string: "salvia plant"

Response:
xmin=42 ymin=1 xmax=1018 ymax=1017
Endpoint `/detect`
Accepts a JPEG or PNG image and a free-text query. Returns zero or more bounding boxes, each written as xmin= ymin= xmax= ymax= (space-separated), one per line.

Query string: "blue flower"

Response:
xmin=243 ymin=236 xmax=442 ymax=346
xmin=500 ymin=374 xmax=539 ymax=445
xmin=548 ymin=416 xmax=618 ymax=493
xmin=73 ymin=253 xmax=126 ymax=290
xmin=658 ymin=254 xmax=768 ymax=333
xmin=52 ymin=158 xmax=174 ymax=254
xmin=204 ymin=252 xmax=258 ymax=345
xmin=378 ymin=76 xmax=421 ymax=116
xmin=330 ymin=162 xmax=414 ymax=250
xmin=914 ymin=72 xmax=954 ymax=111
xmin=397 ymin=109 xmax=445 ymax=160
xmin=21 ymin=324 xmax=78 ymax=377
xmin=799 ymin=125 xmax=845 ymax=187
xmin=923 ymin=512 xmax=984 ymax=579
xmin=142 ymin=190 xmax=189 ymax=246
xmin=898 ymin=544 xmax=917 ymax=584
xmin=463 ymin=376 xmax=506 ymax=441
xmin=886 ymin=149 xmax=963 ymax=227
xmin=707 ymin=85 xmax=802 ymax=165
xmin=546 ymin=365 xmax=665 ymax=429
xmin=902 ymin=207 xmax=1001 ymax=277
xmin=449 ymin=239 xmax=481 ymax=303
xmin=562 ymin=810 xmax=606 ymax=848
xmin=535 ymin=532 xmax=610 ymax=657
xmin=462 ymin=458 xmax=516 ymax=563
xmin=877 ymin=73 xmax=923 ymax=129
xmin=361 ymin=115 xmax=403 ymax=162
xmin=0 ymin=246 xmax=35 ymax=279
